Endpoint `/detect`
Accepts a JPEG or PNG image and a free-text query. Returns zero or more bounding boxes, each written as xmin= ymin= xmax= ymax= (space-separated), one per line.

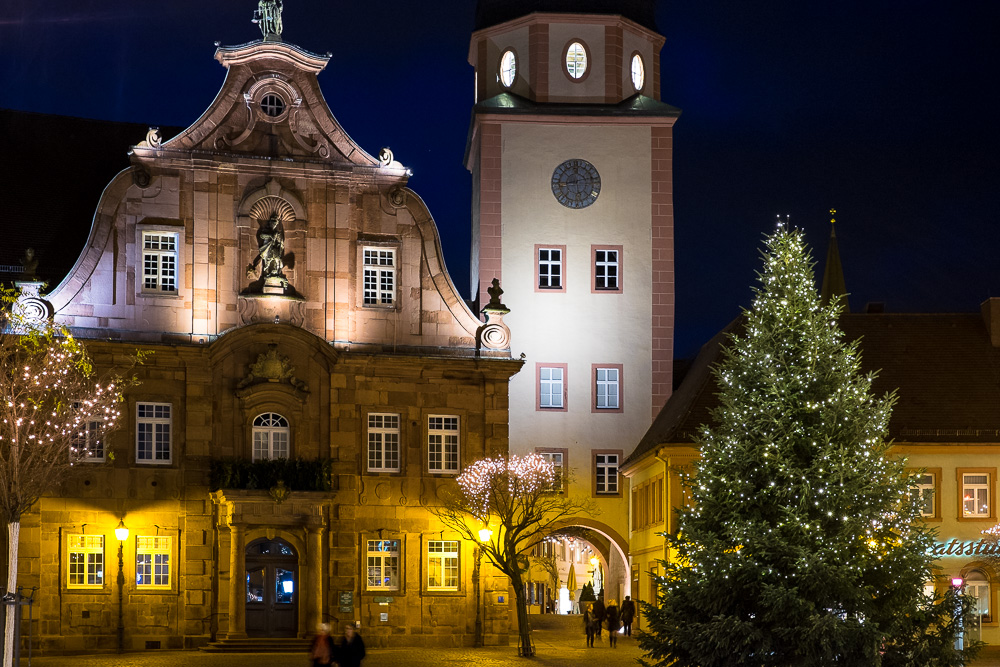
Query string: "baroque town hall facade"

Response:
xmin=7 ymin=0 xmax=677 ymax=653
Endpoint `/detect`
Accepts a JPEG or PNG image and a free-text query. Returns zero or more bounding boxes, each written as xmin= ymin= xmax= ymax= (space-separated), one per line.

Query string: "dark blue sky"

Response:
xmin=2 ymin=1 xmax=998 ymax=357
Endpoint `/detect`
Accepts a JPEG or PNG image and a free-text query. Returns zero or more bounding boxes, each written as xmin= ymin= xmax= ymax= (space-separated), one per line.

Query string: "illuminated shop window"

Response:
xmin=427 ymin=540 xmax=459 ymax=590
xmin=252 ymin=412 xmax=290 ymax=461
xmin=427 ymin=415 xmax=460 ymax=474
xmin=595 ymin=367 xmax=620 ymax=409
xmin=595 ymin=452 xmax=620 ymax=495
xmin=142 ymin=232 xmax=178 ymax=294
xmin=136 ymin=536 xmax=171 ymax=588
xmin=631 ymin=54 xmax=645 ymax=91
xmin=68 ymin=534 xmax=104 ymax=588
xmin=499 ymin=49 xmax=517 ymax=88
xmin=368 ymin=413 xmax=400 ymax=472
xmin=363 ymin=248 xmax=396 ymax=306
xmin=137 ymin=402 xmax=172 ymax=464
xmin=537 ymin=247 xmax=563 ymax=289
xmin=367 ymin=539 xmax=400 ymax=590
xmin=538 ymin=366 xmax=565 ymax=409
xmin=963 ymin=473 xmax=990 ymax=517
xmin=565 ymin=42 xmax=588 ymax=79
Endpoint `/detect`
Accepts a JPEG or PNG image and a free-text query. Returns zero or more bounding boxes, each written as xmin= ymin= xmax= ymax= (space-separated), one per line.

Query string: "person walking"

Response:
xmin=592 ymin=595 xmax=607 ymax=638
xmin=337 ymin=621 xmax=367 ymax=667
xmin=606 ymin=602 xmax=621 ymax=648
xmin=620 ymin=595 xmax=636 ymax=637
xmin=583 ymin=608 xmax=597 ymax=647
xmin=309 ymin=623 xmax=335 ymax=667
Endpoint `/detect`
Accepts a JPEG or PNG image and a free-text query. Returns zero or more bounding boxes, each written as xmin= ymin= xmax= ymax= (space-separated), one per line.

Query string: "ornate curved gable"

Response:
xmin=155 ymin=40 xmax=377 ymax=166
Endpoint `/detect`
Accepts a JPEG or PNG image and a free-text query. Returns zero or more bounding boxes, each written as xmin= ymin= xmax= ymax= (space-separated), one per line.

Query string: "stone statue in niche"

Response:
xmin=246 ymin=213 xmax=288 ymax=294
xmin=253 ymin=0 xmax=283 ymax=40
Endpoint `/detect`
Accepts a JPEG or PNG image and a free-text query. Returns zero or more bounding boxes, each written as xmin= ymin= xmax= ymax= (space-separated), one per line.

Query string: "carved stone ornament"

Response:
xmin=269 ymin=480 xmax=291 ymax=504
xmin=132 ymin=168 xmax=151 ymax=188
xmin=237 ymin=343 xmax=309 ymax=393
xmin=387 ymin=186 xmax=406 ymax=208
xmin=11 ymin=281 xmax=52 ymax=332
xmin=477 ymin=278 xmax=511 ymax=351
xmin=378 ymin=147 xmax=393 ymax=166
xmin=136 ymin=127 xmax=162 ymax=149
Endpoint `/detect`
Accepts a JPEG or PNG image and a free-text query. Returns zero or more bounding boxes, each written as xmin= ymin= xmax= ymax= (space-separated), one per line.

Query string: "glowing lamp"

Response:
xmin=590 ymin=557 xmax=599 ymax=567
xmin=114 ymin=519 xmax=129 ymax=542
xmin=952 ymin=577 xmax=964 ymax=588
xmin=478 ymin=528 xmax=493 ymax=543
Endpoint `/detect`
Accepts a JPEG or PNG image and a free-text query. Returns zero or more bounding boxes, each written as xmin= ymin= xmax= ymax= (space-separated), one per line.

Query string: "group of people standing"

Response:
xmin=310 ymin=621 xmax=366 ymax=667
xmin=583 ymin=595 xmax=636 ymax=647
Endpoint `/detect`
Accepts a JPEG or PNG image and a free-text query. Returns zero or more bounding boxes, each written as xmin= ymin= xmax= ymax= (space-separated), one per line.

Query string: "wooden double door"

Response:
xmin=245 ymin=538 xmax=298 ymax=637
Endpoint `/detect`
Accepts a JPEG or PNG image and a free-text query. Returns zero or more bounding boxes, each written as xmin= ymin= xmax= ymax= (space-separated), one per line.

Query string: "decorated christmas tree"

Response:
xmin=639 ymin=227 xmax=979 ymax=666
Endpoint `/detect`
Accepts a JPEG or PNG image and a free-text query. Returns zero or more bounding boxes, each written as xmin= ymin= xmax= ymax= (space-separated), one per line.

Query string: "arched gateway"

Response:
xmin=245 ymin=538 xmax=298 ymax=637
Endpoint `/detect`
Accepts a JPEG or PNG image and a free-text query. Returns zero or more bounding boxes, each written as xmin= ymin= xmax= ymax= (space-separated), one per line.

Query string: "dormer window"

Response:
xmin=565 ymin=42 xmax=588 ymax=80
xmin=499 ymin=49 xmax=517 ymax=88
xmin=260 ymin=93 xmax=286 ymax=118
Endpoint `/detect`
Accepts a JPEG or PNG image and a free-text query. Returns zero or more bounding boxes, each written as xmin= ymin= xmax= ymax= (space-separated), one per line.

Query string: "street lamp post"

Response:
xmin=474 ymin=527 xmax=492 ymax=648
xmin=115 ymin=519 xmax=129 ymax=654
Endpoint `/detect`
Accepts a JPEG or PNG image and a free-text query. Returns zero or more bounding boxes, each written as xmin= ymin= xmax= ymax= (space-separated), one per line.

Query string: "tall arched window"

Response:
xmin=253 ymin=413 xmax=290 ymax=460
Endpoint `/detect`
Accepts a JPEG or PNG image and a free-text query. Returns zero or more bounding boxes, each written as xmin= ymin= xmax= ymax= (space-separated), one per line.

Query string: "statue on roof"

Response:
xmin=253 ymin=0 xmax=283 ymax=41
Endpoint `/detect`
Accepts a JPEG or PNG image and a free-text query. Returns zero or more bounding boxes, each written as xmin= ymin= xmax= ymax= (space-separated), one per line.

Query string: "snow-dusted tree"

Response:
xmin=434 ymin=454 xmax=594 ymax=657
xmin=0 ymin=294 xmax=133 ymax=667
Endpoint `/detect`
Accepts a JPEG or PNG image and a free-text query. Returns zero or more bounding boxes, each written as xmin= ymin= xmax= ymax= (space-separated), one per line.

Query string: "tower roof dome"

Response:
xmin=474 ymin=0 xmax=659 ymax=33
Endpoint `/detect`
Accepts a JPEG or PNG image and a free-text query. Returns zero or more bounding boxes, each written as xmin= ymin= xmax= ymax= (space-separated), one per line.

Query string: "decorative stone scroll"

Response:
xmin=477 ymin=278 xmax=511 ymax=351
xmin=11 ymin=280 xmax=52 ymax=331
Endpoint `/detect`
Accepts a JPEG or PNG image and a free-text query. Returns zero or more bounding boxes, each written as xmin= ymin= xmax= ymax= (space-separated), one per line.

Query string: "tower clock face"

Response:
xmin=551 ymin=159 xmax=601 ymax=209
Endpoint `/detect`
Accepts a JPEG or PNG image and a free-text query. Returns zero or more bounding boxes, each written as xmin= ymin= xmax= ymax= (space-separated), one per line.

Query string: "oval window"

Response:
xmin=566 ymin=42 xmax=587 ymax=79
xmin=260 ymin=93 xmax=285 ymax=118
xmin=499 ymin=50 xmax=517 ymax=88
xmin=631 ymin=54 xmax=645 ymax=92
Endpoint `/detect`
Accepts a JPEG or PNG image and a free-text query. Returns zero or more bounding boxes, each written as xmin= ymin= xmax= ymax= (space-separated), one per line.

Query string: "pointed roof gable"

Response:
xmin=820 ymin=216 xmax=849 ymax=312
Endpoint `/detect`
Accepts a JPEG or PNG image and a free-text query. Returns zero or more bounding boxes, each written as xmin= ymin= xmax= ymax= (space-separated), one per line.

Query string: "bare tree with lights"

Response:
xmin=639 ymin=228 xmax=981 ymax=667
xmin=433 ymin=454 xmax=594 ymax=657
xmin=0 ymin=291 xmax=134 ymax=667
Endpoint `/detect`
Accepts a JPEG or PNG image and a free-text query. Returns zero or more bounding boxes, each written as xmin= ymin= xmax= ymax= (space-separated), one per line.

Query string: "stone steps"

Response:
xmin=199 ymin=637 xmax=311 ymax=653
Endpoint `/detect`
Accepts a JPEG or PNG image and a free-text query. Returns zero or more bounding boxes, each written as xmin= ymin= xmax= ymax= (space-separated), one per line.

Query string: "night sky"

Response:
xmin=2 ymin=1 xmax=998 ymax=357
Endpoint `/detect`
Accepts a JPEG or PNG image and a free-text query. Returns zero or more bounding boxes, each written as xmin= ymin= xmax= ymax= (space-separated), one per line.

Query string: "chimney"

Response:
xmin=982 ymin=298 xmax=1000 ymax=347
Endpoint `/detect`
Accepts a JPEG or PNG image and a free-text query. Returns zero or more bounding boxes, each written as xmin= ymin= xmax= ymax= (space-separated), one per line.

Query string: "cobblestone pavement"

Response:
xmin=26 ymin=615 xmax=646 ymax=667
xmin=22 ymin=615 xmax=1000 ymax=667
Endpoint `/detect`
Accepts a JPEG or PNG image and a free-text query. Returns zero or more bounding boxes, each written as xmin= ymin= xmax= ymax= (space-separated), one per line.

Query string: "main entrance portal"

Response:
xmin=245 ymin=538 xmax=298 ymax=637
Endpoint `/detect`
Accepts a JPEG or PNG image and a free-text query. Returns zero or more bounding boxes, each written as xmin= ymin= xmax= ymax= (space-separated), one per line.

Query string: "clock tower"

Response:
xmin=466 ymin=0 xmax=679 ymax=601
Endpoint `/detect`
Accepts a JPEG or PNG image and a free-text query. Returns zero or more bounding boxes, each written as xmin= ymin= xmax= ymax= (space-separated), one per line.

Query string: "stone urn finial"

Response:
xmin=477 ymin=278 xmax=511 ymax=351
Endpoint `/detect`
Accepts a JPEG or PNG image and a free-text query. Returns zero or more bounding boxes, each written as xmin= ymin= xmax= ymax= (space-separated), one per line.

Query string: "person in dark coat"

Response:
xmin=592 ymin=596 xmax=607 ymax=638
xmin=583 ymin=608 xmax=598 ymax=647
xmin=337 ymin=621 xmax=366 ymax=667
xmin=309 ymin=623 xmax=335 ymax=667
xmin=620 ymin=595 xmax=636 ymax=637
xmin=606 ymin=603 xmax=621 ymax=648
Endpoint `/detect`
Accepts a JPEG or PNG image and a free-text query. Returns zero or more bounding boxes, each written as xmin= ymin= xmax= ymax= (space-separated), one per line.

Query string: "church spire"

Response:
xmin=820 ymin=208 xmax=849 ymax=312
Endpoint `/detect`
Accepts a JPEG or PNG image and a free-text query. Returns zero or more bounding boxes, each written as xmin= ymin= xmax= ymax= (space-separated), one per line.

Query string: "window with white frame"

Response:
xmin=913 ymin=472 xmax=935 ymax=517
xmin=252 ymin=413 xmax=290 ymax=461
xmin=539 ymin=366 xmax=564 ymax=409
xmin=137 ymin=403 xmax=172 ymax=464
xmin=363 ymin=248 xmax=396 ymax=306
xmin=595 ymin=367 xmax=620 ymax=409
xmin=594 ymin=249 xmax=619 ymax=290
xmin=595 ymin=453 xmax=619 ymax=494
xmin=428 ymin=416 xmax=460 ymax=473
xmin=68 ymin=534 xmax=104 ymax=588
xmin=142 ymin=232 xmax=178 ymax=294
xmin=963 ymin=473 xmax=990 ymax=517
xmin=536 ymin=450 xmax=565 ymax=492
xmin=70 ymin=415 xmax=104 ymax=462
xmin=368 ymin=413 xmax=400 ymax=472
xmin=537 ymin=248 xmax=563 ymax=289
xmin=565 ymin=42 xmax=588 ymax=79
xmin=967 ymin=570 xmax=991 ymax=619
xmin=136 ymin=536 xmax=171 ymax=588
xmin=367 ymin=539 xmax=400 ymax=590
xmin=427 ymin=540 xmax=459 ymax=590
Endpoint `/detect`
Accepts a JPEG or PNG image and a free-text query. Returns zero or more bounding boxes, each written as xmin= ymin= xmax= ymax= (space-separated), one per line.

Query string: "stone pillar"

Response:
xmin=228 ymin=524 xmax=247 ymax=639
xmin=306 ymin=525 xmax=325 ymax=635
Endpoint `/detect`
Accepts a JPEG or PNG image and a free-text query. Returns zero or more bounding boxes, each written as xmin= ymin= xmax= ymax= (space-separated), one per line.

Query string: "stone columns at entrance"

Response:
xmin=306 ymin=525 xmax=325 ymax=634
xmin=228 ymin=524 xmax=247 ymax=639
